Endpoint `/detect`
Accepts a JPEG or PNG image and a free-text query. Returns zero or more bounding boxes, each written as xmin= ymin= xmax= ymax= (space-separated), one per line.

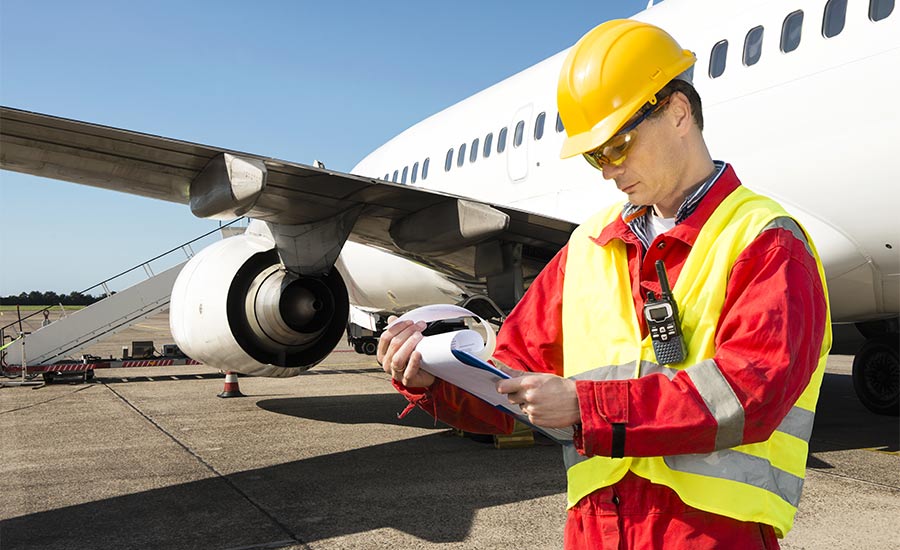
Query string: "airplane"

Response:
xmin=1 ymin=0 xmax=897 ymax=415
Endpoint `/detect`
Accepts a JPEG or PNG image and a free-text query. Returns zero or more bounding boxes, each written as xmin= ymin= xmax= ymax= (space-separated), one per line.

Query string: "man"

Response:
xmin=379 ymin=19 xmax=830 ymax=549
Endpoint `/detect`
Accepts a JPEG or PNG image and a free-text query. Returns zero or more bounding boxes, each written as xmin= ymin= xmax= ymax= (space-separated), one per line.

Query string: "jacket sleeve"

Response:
xmin=393 ymin=245 xmax=568 ymax=434
xmin=575 ymin=227 xmax=828 ymax=457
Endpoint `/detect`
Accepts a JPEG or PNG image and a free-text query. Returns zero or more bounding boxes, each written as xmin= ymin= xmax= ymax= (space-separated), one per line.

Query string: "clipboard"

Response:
xmin=389 ymin=305 xmax=574 ymax=445
xmin=451 ymin=349 xmax=574 ymax=445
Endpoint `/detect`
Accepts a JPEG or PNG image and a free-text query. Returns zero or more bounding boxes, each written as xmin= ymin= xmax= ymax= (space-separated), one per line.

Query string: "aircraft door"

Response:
xmin=507 ymin=104 xmax=532 ymax=182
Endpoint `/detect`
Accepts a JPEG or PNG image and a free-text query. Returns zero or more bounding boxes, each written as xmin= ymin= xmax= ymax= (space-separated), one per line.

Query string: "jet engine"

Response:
xmin=169 ymin=234 xmax=349 ymax=377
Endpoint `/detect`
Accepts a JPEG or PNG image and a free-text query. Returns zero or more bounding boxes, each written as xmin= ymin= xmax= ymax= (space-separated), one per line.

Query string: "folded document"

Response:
xmin=391 ymin=305 xmax=574 ymax=444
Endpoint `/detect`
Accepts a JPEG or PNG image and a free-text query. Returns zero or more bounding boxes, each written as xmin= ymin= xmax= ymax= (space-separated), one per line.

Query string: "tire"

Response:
xmin=362 ymin=340 xmax=378 ymax=356
xmin=353 ymin=342 xmax=364 ymax=354
xmin=852 ymin=334 xmax=899 ymax=416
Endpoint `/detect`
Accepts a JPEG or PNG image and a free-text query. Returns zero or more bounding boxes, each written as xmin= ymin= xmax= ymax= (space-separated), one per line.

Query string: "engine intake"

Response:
xmin=170 ymin=234 xmax=349 ymax=377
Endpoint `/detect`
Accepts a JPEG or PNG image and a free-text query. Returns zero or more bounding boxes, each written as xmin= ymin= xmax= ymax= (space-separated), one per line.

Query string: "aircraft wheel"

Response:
xmin=362 ymin=340 xmax=378 ymax=356
xmin=852 ymin=334 xmax=899 ymax=416
xmin=353 ymin=342 xmax=364 ymax=354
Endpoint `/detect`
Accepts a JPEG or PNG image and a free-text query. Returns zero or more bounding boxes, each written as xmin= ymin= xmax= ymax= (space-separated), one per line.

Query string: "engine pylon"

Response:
xmin=217 ymin=371 xmax=245 ymax=398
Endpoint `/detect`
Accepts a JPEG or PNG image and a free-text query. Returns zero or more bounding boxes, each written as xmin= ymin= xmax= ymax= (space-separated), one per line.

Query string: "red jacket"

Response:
xmin=397 ymin=164 xmax=826 ymax=451
xmin=394 ymin=165 xmax=826 ymax=547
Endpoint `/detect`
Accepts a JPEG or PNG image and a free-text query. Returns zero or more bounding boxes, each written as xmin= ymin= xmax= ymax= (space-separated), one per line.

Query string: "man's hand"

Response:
xmin=496 ymin=372 xmax=580 ymax=428
xmin=377 ymin=317 xmax=435 ymax=388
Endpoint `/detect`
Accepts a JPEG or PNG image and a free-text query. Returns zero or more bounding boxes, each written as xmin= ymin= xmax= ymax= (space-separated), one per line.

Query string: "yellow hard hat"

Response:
xmin=558 ymin=19 xmax=696 ymax=159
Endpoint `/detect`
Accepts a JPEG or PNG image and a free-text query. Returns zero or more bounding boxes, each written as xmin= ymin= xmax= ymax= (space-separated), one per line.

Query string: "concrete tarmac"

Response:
xmin=1 ymin=325 xmax=898 ymax=549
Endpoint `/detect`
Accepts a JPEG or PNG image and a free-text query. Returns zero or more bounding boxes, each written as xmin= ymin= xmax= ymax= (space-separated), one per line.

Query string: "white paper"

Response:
xmin=392 ymin=304 xmax=495 ymax=360
xmin=389 ymin=305 xmax=573 ymax=443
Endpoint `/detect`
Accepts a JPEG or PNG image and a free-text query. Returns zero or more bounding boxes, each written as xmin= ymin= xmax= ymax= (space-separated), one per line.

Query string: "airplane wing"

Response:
xmin=0 ymin=106 xmax=576 ymax=301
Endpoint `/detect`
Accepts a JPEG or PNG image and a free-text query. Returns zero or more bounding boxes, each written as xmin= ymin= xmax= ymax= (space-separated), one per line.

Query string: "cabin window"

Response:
xmin=534 ymin=112 xmax=546 ymax=140
xmin=743 ymin=26 xmax=764 ymax=66
xmin=513 ymin=120 xmax=525 ymax=147
xmin=556 ymin=113 xmax=565 ymax=133
xmin=383 ymin=173 xmax=389 ymax=181
xmin=483 ymin=133 xmax=493 ymax=158
xmin=392 ymin=170 xmax=398 ymax=183
xmin=457 ymin=143 xmax=467 ymax=167
xmin=781 ymin=10 xmax=804 ymax=52
xmin=411 ymin=162 xmax=419 ymax=183
xmin=401 ymin=166 xmax=408 ymax=184
xmin=709 ymin=40 xmax=728 ymax=78
xmin=498 ymin=127 xmax=508 ymax=153
xmin=870 ymin=0 xmax=894 ymax=20
xmin=470 ymin=138 xmax=479 ymax=163
xmin=422 ymin=158 xmax=430 ymax=180
xmin=445 ymin=149 xmax=453 ymax=172
xmin=823 ymin=0 xmax=848 ymax=38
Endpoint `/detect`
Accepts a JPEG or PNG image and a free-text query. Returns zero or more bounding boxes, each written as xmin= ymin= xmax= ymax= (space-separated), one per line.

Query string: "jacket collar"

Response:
xmin=591 ymin=163 xmax=741 ymax=248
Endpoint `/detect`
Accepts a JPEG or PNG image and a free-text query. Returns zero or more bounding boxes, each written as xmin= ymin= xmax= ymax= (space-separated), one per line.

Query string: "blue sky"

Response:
xmin=0 ymin=0 xmax=649 ymax=295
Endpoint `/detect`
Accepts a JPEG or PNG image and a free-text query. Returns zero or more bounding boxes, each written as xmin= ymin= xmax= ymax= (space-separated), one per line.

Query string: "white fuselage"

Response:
xmin=344 ymin=0 xmax=900 ymax=323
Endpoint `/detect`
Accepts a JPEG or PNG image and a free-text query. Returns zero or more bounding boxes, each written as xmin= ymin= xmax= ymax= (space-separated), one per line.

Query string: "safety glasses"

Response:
xmin=582 ymin=95 xmax=671 ymax=170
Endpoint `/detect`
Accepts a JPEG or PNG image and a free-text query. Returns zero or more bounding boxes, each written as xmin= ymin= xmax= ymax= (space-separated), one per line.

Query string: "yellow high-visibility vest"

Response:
xmin=561 ymin=186 xmax=831 ymax=537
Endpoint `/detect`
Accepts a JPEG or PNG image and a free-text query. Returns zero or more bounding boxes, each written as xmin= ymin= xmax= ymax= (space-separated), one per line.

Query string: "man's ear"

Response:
xmin=668 ymin=91 xmax=693 ymax=135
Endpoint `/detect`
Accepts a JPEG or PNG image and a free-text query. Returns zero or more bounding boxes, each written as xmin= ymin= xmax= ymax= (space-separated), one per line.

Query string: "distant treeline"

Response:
xmin=0 ymin=291 xmax=103 ymax=306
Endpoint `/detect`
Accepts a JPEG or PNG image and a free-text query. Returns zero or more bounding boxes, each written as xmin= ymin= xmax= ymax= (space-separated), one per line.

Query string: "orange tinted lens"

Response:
xmin=582 ymin=150 xmax=604 ymax=170
xmin=582 ymin=132 xmax=635 ymax=170
xmin=600 ymin=133 xmax=634 ymax=165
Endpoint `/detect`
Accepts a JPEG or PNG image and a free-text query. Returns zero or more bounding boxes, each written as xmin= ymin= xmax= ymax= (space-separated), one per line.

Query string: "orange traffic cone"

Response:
xmin=217 ymin=371 xmax=245 ymax=398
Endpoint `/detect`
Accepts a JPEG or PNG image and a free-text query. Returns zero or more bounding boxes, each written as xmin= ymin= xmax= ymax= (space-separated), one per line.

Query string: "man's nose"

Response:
xmin=600 ymin=163 xmax=624 ymax=181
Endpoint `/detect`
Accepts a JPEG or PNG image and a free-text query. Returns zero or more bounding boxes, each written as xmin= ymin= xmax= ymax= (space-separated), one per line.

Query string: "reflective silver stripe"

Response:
xmin=563 ymin=445 xmax=589 ymax=469
xmin=685 ymin=359 xmax=745 ymax=450
xmin=569 ymin=362 xmax=638 ymax=381
xmin=762 ymin=217 xmax=813 ymax=257
xmin=569 ymin=361 xmax=679 ymax=382
xmin=665 ymin=450 xmax=804 ymax=507
xmin=775 ymin=406 xmax=815 ymax=442
xmin=637 ymin=361 xmax=679 ymax=380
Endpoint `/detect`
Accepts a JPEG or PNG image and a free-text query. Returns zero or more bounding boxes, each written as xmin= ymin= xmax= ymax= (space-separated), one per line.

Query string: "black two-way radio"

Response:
xmin=643 ymin=260 xmax=687 ymax=365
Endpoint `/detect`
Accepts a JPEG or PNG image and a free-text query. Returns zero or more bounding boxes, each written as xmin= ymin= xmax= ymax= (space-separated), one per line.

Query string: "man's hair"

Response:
xmin=652 ymin=78 xmax=704 ymax=131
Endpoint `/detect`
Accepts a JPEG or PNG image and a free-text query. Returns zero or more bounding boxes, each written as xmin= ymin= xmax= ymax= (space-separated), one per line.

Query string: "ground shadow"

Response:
xmin=257 ymin=393 xmax=443 ymax=430
xmin=809 ymin=372 xmax=899 ymax=454
xmin=0 ymin=432 xmax=565 ymax=550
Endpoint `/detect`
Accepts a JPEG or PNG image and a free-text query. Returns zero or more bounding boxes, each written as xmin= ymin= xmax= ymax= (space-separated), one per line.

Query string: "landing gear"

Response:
xmin=347 ymin=320 xmax=382 ymax=356
xmin=361 ymin=340 xmax=377 ymax=355
xmin=852 ymin=332 xmax=899 ymax=416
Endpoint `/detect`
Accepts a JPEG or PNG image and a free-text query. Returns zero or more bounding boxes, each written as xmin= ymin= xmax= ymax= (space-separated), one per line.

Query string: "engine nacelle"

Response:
xmin=170 ymin=234 xmax=349 ymax=377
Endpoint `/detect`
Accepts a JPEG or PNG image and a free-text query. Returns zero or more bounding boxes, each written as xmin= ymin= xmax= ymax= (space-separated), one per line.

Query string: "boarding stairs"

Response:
xmin=0 ymin=220 xmax=244 ymax=369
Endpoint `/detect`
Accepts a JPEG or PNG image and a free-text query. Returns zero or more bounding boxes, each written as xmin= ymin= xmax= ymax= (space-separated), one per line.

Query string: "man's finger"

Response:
xmin=496 ymin=376 xmax=526 ymax=395
xmin=377 ymin=320 xmax=409 ymax=365
xmin=390 ymin=331 xmax=424 ymax=377
xmin=402 ymin=350 xmax=423 ymax=386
